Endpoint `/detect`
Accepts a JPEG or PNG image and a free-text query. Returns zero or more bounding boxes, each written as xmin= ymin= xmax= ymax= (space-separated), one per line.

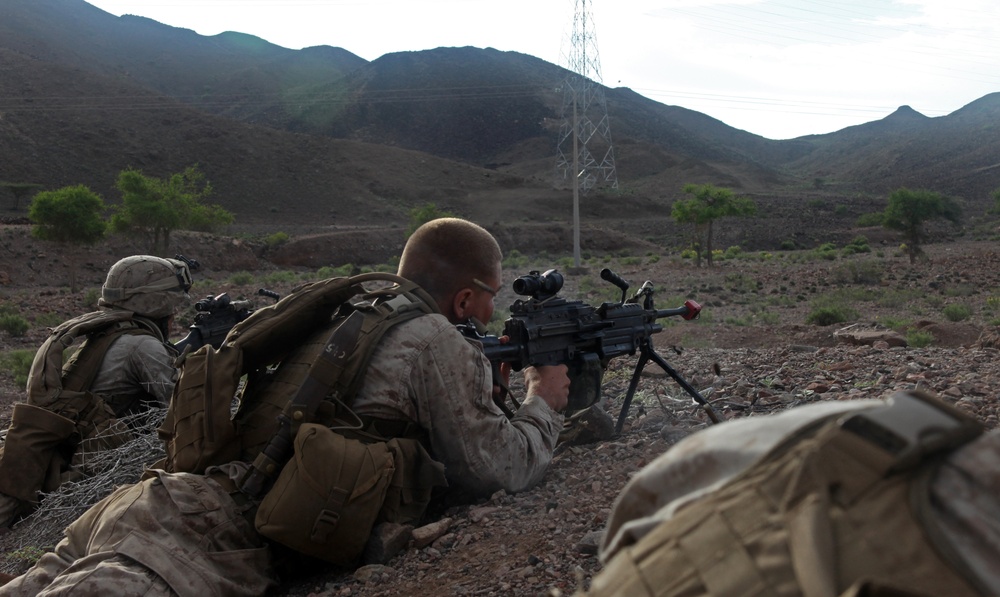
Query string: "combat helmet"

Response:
xmin=98 ymin=255 xmax=192 ymax=318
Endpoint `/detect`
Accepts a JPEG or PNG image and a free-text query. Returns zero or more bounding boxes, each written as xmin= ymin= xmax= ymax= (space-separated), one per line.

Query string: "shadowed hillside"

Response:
xmin=0 ymin=0 xmax=998 ymax=252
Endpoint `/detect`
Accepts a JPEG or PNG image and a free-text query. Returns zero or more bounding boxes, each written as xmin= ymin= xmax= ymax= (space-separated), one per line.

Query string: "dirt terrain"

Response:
xmin=0 ymin=224 xmax=998 ymax=595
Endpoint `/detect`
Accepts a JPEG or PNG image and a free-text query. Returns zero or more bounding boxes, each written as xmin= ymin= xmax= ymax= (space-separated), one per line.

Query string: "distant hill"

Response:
xmin=1 ymin=0 xmax=998 ymax=253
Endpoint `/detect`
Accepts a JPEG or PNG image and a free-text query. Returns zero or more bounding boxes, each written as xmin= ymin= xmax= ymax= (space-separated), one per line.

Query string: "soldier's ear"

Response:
xmin=451 ymin=287 xmax=475 ymax=321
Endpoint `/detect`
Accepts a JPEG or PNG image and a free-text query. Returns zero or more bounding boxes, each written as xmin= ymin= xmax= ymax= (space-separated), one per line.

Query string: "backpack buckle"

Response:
xmin=310 ymin=508 xmax=342 ymax=543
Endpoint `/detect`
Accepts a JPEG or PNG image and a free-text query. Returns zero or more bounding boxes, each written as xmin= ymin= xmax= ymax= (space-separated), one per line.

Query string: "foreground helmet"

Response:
xmin=98 ymin=255 xmax=192 ymax=318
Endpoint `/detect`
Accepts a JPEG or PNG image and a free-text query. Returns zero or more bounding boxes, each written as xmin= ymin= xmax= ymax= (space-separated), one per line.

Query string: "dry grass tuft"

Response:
xmin=0 ymin=409 xmax=165 ymax=576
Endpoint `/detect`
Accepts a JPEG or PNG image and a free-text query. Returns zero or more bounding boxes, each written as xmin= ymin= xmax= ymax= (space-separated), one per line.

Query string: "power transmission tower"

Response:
xmin=555 ymin=0 xmax=618 ymax=268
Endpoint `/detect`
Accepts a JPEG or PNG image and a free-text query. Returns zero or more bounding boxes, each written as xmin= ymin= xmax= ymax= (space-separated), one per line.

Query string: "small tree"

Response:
xmin=0 ymin=182 xmax=44 ymax=211
xmin=28 ymin=185 xmax=108 ymax=293
xmin=111 ymin=165 xmax=233 ymax=253
xmin=671 ymin=183 xmax=757 ymax=267
xmin=406 ymin=203 xmax=455 ymax=237
xmin=881 ymin=188 xmax=961 ymax=264
xmin=990 ymin=187 xmax=1000 ymax=215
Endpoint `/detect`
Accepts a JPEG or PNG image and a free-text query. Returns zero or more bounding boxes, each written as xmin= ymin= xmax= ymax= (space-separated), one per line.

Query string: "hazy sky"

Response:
xmin=84 ymin=0 xmax=1000 ymax=140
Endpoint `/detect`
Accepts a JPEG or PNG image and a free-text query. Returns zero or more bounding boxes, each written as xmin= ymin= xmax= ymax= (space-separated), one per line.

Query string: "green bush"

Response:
xmin=34 ymin=312 xmax=63 ymax=328
xmin=265 ymin=231 xmax=290 ymax=248
xmin=502 ymin=249 xmax=529 ymax=270
xmin=906 ymin=329 xmax=934 ymax=348
xmin=830 ymin=260 xmax=883 ymax=285
xmin=555 ymin=256 xmax=575 ymax=270
xmin=227 ymin=271 xmax=255 ymax=286
xmin=943 ymin=284 xmax=976 ymax=298
xmin=814 ymin=243 xmax=839 ymax=260
xmin=262 ymin=270 xmax=301 ymax=286
xmin=757 ymin=312 xmax=781 ymax=325
xmin=316 ymin=264 xmax=357 ymax=278
xmin=877 ymin=317 xmax=910 ymax=330
xmin=0 ymin=313 xmax=30 ymax=337
xmin=856 ymin=212 xmax=884 ymax=227
xmin=806 ymin=306 xmax=856 ymax=326
xmin=841 ymin=235 xmax=871 ymax=255
xmin=942 ymin=303 xmax=972 ymax=322
xmin=406 ymin=203 xmax=455 ymax=236
xmin=0 ymin=349 xmax=35 ymax=386
xmin=83 ymin=288 xmax=101 ymax=307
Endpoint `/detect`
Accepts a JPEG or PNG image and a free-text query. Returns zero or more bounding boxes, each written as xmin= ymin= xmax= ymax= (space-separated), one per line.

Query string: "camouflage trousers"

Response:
xmin=0 ymin=470 xmax=276 ymax=597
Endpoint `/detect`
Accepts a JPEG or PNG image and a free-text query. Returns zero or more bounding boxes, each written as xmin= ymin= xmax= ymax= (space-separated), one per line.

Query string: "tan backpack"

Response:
xmin=156 ymin=273 xmax=448 ymax=565
xmin=158 ymin=272 xmax=438 ymax=473
xmin=28 ymin=310 xmax=158 ymax=443
xmin=582 ymin=391 xmax=988 ymax=597
xmin=0 ymin=311 xmax=156 ymax=504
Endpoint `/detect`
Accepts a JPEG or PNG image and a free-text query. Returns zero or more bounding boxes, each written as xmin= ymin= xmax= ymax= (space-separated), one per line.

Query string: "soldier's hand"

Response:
xmin=524 ymin=364 xmax=570 ymax=412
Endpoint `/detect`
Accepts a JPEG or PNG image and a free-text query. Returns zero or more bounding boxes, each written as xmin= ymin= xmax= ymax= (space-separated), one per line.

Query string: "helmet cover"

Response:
xmin=99 ymin=255 xmax=192 ymax=318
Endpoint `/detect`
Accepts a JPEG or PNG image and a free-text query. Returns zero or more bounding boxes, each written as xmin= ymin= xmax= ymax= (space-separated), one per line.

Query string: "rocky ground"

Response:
xmin=0 ymin=225 xmax=998 ymax=595
xmin=271 ymin=338 xmax=1000 ymax=597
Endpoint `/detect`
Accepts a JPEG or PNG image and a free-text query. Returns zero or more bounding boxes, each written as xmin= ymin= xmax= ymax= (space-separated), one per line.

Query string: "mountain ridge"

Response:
xmin=0 ymin=0 xmax=998 ymax=254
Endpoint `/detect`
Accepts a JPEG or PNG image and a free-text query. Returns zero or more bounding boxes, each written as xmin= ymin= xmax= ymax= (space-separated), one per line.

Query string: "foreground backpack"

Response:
xmin=158 ymin=272 xmax=438 ymax=474
xmin=156 ymin=272 xmax=447 ymax=564
xmin=582 ymin=391 xmax=987 ymax=597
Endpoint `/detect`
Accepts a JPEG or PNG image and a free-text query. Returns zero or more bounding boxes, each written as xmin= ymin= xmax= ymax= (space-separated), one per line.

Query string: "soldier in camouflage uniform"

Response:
xmin=579 ymin=390 xmax=999 ymax=597
xmin=0 ymin=255 xmax=190 ymax=529
xmin=0 ymin=218 xmax=570 ymax=595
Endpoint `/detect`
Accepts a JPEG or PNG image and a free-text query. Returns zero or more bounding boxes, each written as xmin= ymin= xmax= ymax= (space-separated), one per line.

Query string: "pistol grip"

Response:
xmin=566 ymin=353 xmax=603 ymax=413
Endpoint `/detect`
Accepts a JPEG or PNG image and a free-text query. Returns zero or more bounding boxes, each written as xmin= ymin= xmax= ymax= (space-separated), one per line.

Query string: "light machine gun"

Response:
xmin=459 ymin=268 xmax=721 ymax=432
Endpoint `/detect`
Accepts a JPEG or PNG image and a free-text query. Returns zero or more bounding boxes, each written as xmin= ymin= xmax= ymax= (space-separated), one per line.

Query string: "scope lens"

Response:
xmin=513 ymin=269 xmax=563 ymax=297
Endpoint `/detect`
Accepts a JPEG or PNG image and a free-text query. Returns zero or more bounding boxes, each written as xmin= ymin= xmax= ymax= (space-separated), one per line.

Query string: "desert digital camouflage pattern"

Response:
xmin=581 ymin=393 xmax=998 ymax=597
xmin=353 ymin=311 xmax=564 ymax=495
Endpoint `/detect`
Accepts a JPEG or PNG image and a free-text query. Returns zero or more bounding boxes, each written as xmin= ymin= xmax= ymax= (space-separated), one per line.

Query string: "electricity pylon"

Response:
xmin=555 ymin=0 xmax=618 ymax=268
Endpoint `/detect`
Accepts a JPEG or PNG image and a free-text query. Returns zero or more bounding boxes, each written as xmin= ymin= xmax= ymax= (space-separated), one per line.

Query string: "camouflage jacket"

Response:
xmin=351 ymin=312 xmax=564 ymax=496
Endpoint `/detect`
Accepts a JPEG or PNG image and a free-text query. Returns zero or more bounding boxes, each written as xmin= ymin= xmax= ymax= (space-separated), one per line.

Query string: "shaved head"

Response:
xmin=398 ymin=218 xmax=502 ymax=306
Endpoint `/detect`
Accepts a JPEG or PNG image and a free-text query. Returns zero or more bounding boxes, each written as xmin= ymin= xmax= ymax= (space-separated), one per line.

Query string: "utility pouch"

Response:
xmin=254 ymin=423 xmax=395 ymax=565
xmin=158 ymin=344 xmax=242 ymax=474
xmin=381 ymin=437 xmax=448 ymax=524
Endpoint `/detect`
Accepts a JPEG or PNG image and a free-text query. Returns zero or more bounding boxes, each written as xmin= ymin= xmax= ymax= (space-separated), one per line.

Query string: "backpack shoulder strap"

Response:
xmin=238 ymin=273 xmax=437 ymax=496
xmin=62 ymin=321 xmax=155 ymax=393
xmin=26 ymin=310 xmax=136 ymax=406
xmin=336 ymin=273 xmax=439 ymax=401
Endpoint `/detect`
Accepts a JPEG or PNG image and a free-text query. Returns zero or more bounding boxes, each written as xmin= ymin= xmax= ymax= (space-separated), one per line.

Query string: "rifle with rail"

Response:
xmin=171 ymin=255 xmax=280 ymax=355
